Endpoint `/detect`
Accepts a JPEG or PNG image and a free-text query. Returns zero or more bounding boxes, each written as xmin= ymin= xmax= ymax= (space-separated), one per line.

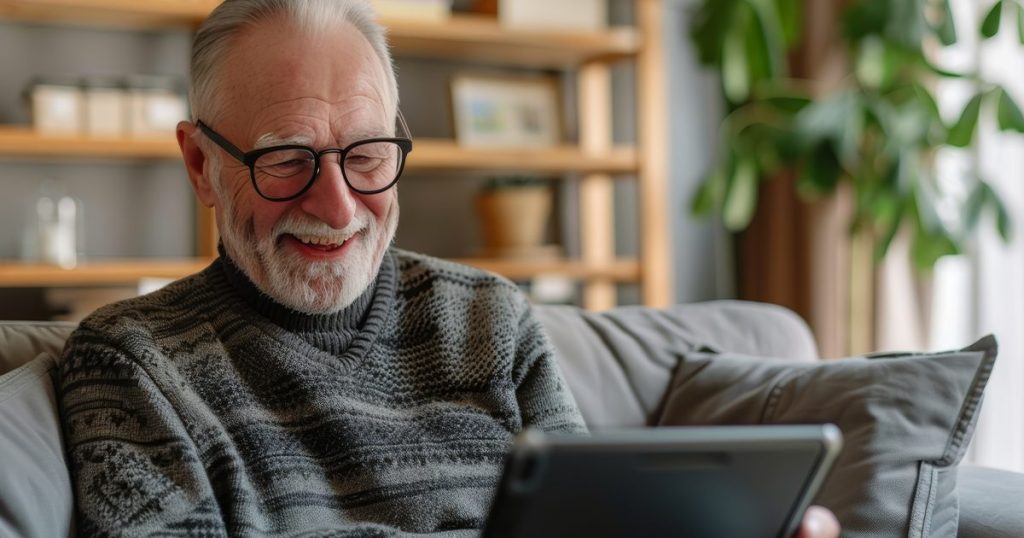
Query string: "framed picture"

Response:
xmin=450 ymin=74 xmax=561 ymax=148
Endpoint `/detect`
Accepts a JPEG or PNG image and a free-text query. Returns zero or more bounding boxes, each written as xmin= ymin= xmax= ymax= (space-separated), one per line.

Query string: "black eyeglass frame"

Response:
xmin=196 ymin=120 xmax=413 ymax=202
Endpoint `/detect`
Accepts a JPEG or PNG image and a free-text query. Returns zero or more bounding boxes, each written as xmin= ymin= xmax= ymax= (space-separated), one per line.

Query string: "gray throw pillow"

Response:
xmin=0 ymin=352 xmax=74 ymax=538
xmin=656 ymin=336 xmax=997 ymax=538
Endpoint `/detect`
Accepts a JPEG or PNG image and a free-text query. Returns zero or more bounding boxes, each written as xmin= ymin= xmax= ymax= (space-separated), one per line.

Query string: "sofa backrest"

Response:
xmin=533 ymin=301 xmax=818 ymax=429
xmin=0 ymin=321 xmax=75 ymax=376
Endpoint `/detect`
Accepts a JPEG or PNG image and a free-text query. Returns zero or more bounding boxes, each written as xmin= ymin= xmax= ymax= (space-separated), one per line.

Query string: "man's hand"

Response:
xmin=796 ymin=506 xmax=840 ymax=538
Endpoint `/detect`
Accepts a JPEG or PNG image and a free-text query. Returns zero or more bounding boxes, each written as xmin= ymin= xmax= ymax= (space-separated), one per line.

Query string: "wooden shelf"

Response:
xmin=385 ymin=15 xmax=639 ymax=68
xmin=0 ymin=2 xmax=639 ymax=67
xmin=0 ymin=257 xmax=638 ymax=287
xmin=0 ymin=259 xmax=213 ymax=287
xmin=0 ymin=127 xmax=637 ymax=174
xmin=0 ymin=127 xmax=180 ymax=160
xmin=409 ymin=140 xmax=637 ymax=174
xmin=0 ymin=0 xmax=215 ymax=28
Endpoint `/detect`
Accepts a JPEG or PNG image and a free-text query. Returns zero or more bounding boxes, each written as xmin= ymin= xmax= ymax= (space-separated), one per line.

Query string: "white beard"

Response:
xmin=213 ymin=171 xmax=397 ymax=314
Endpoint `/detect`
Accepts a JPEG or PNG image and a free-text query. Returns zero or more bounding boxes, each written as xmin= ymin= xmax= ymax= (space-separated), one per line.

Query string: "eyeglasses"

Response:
xmin=196 ymin=120 xmax=413 ymax=202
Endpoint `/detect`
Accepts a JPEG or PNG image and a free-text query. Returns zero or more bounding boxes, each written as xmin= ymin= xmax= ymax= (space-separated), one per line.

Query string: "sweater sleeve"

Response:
xmin=512 ymin=304 xmax=588 ymax=435
xmin=58 ymin=327 xmax=228 ymax=537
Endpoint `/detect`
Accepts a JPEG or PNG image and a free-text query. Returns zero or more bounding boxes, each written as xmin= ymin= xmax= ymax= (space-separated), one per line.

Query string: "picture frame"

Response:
xmin=450 ymin=74 xmax=561 ymax=148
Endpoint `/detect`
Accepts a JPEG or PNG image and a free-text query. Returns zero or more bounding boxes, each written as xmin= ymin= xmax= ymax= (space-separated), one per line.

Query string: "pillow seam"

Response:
xmin=935 ymin=347 xmax=997 ymax=466
xmin=908 ymin=462 xmax=938 ymax=538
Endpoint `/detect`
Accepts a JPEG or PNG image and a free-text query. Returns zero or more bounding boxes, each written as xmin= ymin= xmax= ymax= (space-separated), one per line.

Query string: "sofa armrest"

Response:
xmin=957 ymin=465 xmax=1024 ymax=537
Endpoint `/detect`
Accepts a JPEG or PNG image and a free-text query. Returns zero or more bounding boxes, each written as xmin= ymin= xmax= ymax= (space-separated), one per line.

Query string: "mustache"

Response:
xmin=271 ymin=214 xmax=370 ymax=242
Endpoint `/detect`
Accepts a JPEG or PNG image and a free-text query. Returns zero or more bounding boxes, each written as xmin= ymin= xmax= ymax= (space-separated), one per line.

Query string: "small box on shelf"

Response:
xmin=498 ymin=0 xmax=607 ymax=31
xmin=83 ymin=76 xmax=128 ymax=138
xmin=25 ymin=75 xmax=83 ymax=136
xmin=371 ymin=0 xmax=453 ymax=22
xmin=23 ymin=74 xmax=187 ymax=139
xmin=125 ymin=75 xmax=188 ymax=138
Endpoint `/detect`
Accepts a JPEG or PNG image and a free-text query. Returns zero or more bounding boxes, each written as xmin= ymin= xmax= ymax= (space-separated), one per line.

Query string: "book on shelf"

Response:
xmin=371 ymin=0 xmax=452 ymax=22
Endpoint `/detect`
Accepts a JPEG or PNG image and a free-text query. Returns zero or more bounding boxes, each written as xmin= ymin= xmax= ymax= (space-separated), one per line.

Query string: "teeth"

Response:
xmin=296 ymin=234 xmax=346 ymax=246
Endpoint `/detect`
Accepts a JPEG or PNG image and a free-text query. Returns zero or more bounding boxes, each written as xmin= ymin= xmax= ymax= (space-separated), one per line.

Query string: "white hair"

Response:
xmin=188 ymin=0 xmax=399 ymax=124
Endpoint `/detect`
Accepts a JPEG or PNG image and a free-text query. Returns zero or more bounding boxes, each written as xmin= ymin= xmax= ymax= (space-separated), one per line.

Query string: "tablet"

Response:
xmin=482 ymin=424 xmax=842 ymax=538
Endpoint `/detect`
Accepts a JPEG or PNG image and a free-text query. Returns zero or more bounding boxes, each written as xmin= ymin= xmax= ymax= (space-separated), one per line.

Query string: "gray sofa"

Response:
xmin=1 ymin=301 xmax=1022 ymax=537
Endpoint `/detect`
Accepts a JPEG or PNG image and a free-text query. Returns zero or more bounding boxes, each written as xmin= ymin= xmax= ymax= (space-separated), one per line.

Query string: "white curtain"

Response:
xmin=931 ymin=0 xmax=1024 ymax=473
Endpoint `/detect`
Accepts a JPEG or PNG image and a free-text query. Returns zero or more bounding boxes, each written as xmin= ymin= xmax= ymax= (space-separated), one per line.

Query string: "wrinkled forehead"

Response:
xmin=218 ymin=17 xmax=393 ymax=120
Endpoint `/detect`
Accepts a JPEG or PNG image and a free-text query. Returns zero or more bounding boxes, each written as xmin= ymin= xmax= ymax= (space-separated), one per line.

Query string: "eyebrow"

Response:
xmin=252 ymin=129 xmax=396 ymax=150
xmin=253 ymin=132 xmax=315 ymax=150
xmin=346 ymin=129 xmax=394 ymax=141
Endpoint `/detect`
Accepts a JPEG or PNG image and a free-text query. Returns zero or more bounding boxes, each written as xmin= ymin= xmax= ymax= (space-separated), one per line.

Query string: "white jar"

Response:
xmin=33 ymin=193 xmax=80 ymax=269
xmin=83 ymin=77 xmax=127 ymax=138
xmin=27 ymin=76 xmax=84 ymax=135
xmin=126 ymin=75 xmax=188 ymax=138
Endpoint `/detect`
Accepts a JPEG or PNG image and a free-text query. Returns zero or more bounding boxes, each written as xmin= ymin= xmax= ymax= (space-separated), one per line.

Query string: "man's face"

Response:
xmin=203 ymin=18 xmax=398 ymax=314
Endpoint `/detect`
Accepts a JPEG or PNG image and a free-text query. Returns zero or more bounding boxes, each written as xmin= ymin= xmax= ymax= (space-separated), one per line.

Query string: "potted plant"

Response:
xmin=689 ymin=0 xmax=1020 ymax=269
xmin=475 ymin=176 xmax=558 ymax=258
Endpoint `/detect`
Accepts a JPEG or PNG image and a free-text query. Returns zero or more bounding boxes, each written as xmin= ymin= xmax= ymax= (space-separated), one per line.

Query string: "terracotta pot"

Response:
xmin=475 ymin=186 xmax=552 ymax=257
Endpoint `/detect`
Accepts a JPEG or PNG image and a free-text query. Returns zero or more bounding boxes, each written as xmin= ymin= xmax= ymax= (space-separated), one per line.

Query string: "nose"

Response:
xmin=297 ymin=153 xmax=358 ymax=229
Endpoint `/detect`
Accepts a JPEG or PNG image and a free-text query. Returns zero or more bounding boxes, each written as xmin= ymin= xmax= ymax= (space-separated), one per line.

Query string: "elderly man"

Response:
xmin=58 ymin=0 xmax=839 ymax=536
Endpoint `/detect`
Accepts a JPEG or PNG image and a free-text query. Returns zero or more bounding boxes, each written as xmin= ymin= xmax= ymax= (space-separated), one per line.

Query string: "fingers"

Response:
xmin=796 ymin=505 xmax=841 ymax=538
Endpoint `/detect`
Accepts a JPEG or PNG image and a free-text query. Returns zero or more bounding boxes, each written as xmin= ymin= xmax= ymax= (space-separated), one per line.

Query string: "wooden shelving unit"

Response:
xmin=0 ymin=0 xmax=670 ymax=309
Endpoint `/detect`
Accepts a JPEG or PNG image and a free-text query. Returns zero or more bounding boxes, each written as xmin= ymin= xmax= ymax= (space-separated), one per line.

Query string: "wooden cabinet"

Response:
xmin=0 ymin=0 xmax=670 ymax=309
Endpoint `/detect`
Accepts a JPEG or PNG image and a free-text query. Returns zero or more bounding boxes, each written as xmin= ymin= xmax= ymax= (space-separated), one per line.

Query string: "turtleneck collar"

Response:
xmin=217 ymin=244 xmax=394 ymax=355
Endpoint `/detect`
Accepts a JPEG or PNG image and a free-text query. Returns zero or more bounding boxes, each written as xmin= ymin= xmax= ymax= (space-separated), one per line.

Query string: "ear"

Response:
xmin=177 ymin=121 xmax=217 ymax=208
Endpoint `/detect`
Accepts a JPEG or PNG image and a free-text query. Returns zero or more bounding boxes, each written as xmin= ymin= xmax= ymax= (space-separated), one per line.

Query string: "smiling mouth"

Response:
xmin=288 ymin=233 xmax=355 ymax=251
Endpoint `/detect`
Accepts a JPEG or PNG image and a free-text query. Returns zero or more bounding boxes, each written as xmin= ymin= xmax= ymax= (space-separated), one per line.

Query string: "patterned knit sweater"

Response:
xmin=58 ymin=248 xmax=586 ymax=537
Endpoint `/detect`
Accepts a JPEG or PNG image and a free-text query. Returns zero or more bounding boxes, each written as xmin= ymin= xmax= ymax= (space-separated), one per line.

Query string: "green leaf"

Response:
xmin=912 ymin=82 xmax=946 ymax=142
xmin=982 ymin=0 xmax=1004 ymax=39
xmin=935 ymin=0 xmax=958 ymax=45
xmin=870 ymin=188 xmax=906 ymax=262
xmin=798 ymin=142 xmax=842 ymax=197
xmin=885 ymin=0 xmax=929 ymax=48
xmin=690 ymin=0 xmax=742 ymax=66
xmin=996 ymin=87 xmax=1024 ymax=132
xmin=964 ymin=181 xmax=988 ymax=232
xmin=920 ymin=58 xmax=971 ymax=79
xmin=838 ymin=97 xmax=865 ymax=167
xmin=947 ymin=92 xmax=984 ymax=147
xmin=843 ymin=0 xmax=888 ymax=40
xmin=743 ymin=6 xmax=776 ymax=84
xmin=911 ymin=228 xmax=960 ymax=270
xmin=988 ymin=183 xmax=1014 ymax=241
xmin=691 ymin=168 xmax=727 ymax=216
xmin=968 ymin=179 xmax=1014 ymax=241
xmin=795 ymin=91 xmax=857 ymax=144
xmin=996 ymin=198 xmax=1013 ymax=241
xmin=723 ymin=155 xmax=759 ymax=230
xmin=774 ymin=0 xmax=801 ymax=46
xmin=910 ymin=190 xmax=962 ymax=270
xmin=855 ymin=37 xmax=889 ymax=89
xmin=874 ymin=215 xmax=905 ymax=262
xmin=722 ymin=15 xmax=751 ymax=103
xmin=746 ymin=0 xmax=787 ymax=78
xmin=1018 ymin=2 xmax=1024 ymax=44
xmin=761 ymin=93 xmax=813 ymax=113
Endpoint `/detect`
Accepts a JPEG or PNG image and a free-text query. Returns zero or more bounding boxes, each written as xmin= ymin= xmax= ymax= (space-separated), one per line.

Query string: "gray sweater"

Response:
xmin=58 ymin=248 xmax=586 ymax=537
